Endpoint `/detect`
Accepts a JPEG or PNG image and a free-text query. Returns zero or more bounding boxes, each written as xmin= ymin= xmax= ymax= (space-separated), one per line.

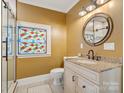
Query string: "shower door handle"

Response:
xmin=6 ymin=37 xmax=8 ymax=61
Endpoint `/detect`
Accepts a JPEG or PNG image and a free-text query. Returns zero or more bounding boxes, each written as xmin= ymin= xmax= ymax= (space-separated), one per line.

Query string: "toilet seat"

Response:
xmin=50 ymin=68 xmax=64 ymax=73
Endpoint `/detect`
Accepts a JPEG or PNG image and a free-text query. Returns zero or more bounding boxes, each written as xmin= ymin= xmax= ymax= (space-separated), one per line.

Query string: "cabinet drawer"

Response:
xmin=77 ymin=75 xmax=99 ymax=93
xmin=64 ymin=62 xmax=100 ymax=85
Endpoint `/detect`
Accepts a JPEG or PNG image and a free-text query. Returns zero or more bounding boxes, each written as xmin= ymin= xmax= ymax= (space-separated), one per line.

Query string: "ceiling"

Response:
xmin=18 ymin=0 xmax=80 ymax=13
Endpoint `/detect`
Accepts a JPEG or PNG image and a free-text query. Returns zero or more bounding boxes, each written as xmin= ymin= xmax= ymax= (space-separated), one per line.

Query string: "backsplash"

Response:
xmin=100 ymin=56 xmax=123 ymax=64
xmin=78 ymin=53 xmax=122 ymax=64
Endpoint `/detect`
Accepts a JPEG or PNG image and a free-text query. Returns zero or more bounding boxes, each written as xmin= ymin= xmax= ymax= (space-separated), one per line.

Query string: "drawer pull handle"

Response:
xmin=82 ymin=85 xmax=86 ymax=88
xmin=72 ymin=76 xmax=75 ymax=82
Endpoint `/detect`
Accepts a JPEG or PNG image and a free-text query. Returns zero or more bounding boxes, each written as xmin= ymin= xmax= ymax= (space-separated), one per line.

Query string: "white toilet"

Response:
xmin=50 ymin=68 xmax=64 ymax=85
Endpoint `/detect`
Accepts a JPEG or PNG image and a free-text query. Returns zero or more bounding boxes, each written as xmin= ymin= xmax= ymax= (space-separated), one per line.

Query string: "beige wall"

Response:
xmin=66 ymin=0 xmax=123 ymax=57
xmin=17 ymin=0 xmax=123 ymax=79
xmin=17 ymin=2 xmax=67 ymax=79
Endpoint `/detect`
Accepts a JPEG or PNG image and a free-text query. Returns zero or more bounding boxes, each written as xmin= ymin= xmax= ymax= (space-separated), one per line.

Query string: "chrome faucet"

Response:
xmin=87 ymin=50 xmax=95 ymax=60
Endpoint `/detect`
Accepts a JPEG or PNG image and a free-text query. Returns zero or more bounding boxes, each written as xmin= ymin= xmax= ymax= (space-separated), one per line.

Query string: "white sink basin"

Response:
xmin=76 ymin=59 xmax=96 ymax=64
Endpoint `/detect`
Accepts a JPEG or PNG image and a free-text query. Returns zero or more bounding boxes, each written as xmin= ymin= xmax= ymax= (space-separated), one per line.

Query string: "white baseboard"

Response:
xmin=17 ymin=74 xmax=50 ymax=86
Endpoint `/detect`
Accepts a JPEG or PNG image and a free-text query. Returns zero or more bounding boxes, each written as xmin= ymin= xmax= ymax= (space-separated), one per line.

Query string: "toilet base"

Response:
xmin=53 ymin=78 xmax=63 ymax=86
xmin=50 ymin=68 xmax=64 ymax=86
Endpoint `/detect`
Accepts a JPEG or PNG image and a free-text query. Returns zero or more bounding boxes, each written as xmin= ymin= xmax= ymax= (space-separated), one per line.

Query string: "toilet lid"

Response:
xmin=50 ymin=68 xmax=64 ymax=73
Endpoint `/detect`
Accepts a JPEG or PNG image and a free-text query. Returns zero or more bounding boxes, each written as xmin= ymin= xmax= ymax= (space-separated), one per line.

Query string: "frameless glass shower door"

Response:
xmin=7 ymin=3 xmax=16 ymax=87
xmin=2 ymin=1 xmax=8 ymax=93
xmin=1 ymin=0 xmax=16 ymax=93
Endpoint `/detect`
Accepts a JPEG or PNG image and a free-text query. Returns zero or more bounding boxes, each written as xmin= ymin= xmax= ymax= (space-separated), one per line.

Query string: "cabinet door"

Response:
xmin=77 ymin=75 xmax=99 ymax=93
xmin=64 ymin=68 xmax=76 ymax=93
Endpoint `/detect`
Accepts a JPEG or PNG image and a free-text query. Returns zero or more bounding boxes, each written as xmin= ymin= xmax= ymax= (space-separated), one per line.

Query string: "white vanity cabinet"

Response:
xmin=64 ymin=61 xmax=122 ymax=93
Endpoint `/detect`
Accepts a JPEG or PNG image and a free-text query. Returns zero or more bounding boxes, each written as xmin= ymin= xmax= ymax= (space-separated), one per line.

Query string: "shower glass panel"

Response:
xmin=1 ymin=0 xmax=16 ymax=93
xmin=2 ymin=1 xmax=8 ymax=93
xmin=7 ymin=4 xmax=16 ymax=88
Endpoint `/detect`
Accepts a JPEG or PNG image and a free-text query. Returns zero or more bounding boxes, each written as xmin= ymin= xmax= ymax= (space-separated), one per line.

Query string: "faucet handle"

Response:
xmin=86 ymin=54 xmax=90 ymax=59
xmin=95 ymin=56 xmax=101 ymax=61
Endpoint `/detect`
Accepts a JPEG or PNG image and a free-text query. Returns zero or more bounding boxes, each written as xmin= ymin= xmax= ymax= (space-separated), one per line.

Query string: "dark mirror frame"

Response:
xmin=83 ymin=13 xmax=113 ymax=46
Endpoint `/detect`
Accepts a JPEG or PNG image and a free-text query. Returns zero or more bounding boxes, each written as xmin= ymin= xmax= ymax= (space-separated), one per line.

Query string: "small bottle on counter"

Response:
xmin=77 ymin=53 xmax=83 ymax=57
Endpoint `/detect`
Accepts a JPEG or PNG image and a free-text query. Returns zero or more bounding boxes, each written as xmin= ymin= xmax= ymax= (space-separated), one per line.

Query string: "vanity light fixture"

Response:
xmin=96 ymin=0 xmax=109 ymax=5
xmin=86 ymin=4 xmax=96 ymax=12
xmin=78 ymin=0 xmax=111 ymax=17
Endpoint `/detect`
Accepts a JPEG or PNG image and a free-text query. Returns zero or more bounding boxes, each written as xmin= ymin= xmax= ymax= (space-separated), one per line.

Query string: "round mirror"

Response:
xmin=83 ymin=13 xmax=113 ymax=46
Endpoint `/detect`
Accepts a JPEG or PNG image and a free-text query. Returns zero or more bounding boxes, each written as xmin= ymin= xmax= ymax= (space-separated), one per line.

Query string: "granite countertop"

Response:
xmin=65 ymin=57 xmax=122 ymax=73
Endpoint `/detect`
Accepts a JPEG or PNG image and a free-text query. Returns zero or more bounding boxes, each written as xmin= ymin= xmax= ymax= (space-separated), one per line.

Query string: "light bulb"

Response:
xmin=96 ymin=0 xmax=109 ymax=5
xmin=78 ymin=10 xmax=87 ymax=16
xmin=86 ymin=4 xmax=96 ymax=12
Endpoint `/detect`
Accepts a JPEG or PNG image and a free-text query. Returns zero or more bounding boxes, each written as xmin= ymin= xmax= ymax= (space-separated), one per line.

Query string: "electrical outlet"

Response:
xmin=104 ymin=43 xmax=115 ymax=51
